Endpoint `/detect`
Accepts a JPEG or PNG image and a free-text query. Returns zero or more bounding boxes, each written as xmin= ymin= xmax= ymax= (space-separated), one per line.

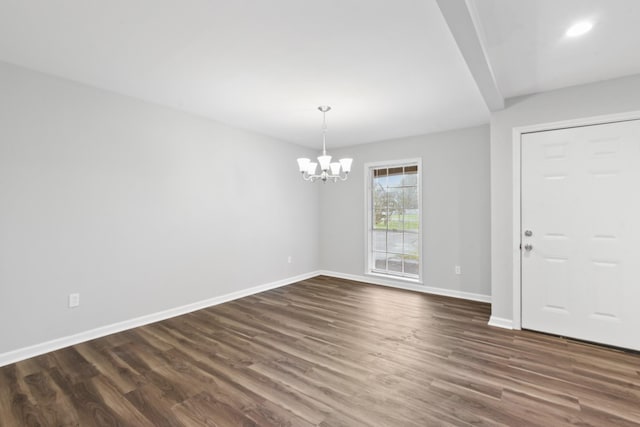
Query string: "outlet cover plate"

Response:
xmin=69 ymin=293 xmax=80 ymax=308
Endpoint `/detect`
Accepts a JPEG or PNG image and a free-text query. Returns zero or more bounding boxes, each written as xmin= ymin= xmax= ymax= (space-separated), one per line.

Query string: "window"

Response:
xmin=366 ymin=160 xmax=421 ymax=281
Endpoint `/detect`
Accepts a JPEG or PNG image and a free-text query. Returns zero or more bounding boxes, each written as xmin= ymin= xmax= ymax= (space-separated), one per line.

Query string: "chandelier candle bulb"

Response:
xmin=297 ymin=158 xmax=310 ymax=172
xmin=339 ymin=158 xmax=353 ymax=173
xmin=318 ymin=155 xmax=332 ymax=171
xmin=297 ymin=106 xmax=353 ymax=183
xmin=307 ymin=162 xmax=318 ymax=175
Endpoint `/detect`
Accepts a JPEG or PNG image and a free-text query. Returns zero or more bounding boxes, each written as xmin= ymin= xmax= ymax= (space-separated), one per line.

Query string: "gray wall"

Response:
xmin=0 ymin=61 xmax=320 ymax=354
xmin=319 ymin=125 xmax=491 ymax=298
xmin=490 ymin=74 xmax=640 ymax=322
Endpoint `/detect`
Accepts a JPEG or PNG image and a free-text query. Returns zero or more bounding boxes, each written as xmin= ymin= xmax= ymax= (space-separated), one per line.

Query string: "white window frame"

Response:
xmin=364 ymin=158 xmax=423 ymax=284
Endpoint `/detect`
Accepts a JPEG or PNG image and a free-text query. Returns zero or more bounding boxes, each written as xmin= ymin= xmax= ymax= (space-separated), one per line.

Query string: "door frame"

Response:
xmin=511 ymin=110 xmax=640 ymax=330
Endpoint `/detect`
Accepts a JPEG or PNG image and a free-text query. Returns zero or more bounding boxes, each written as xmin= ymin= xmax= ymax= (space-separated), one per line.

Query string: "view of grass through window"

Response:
xmin=370 ymin=164 xmax=419 ymax=279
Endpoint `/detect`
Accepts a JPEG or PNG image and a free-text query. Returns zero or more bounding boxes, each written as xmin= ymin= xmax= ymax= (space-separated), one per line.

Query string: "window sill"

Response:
xmin=366 ymin=271 xmax=422 ymax=286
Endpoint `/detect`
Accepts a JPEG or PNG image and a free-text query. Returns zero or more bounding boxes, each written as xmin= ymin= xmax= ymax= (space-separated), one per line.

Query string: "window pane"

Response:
xmin=373 ymin=168 xmax=388 ymax=188
xmin=404 ymin=256 xmax=419 ymax=275
xmin=403 ymin=188 xmax=418 ymax=230
xmin=373 ymin=252 xmax=387 ymax=270
xmin=403 ymin=231 xmax=419 ymax=256
xmin=388 ymin=254 xmax=403 ymax=273
xmin=387 ymin=188 xmax=403 ymax=230
xmin=373 ymin=187 xmax=388 ymax=230
xmin=373 ymin=229 xmax=387 ymax=252
xmin=387 ymin=167 xmax=404 ymax=187
xmin=403 ymin=166 xmax=418 ymax=186
xmin=404 ymin=187 xmax=418 ymax=210
xmin=386 ymin=231 xmax=404 ymax=255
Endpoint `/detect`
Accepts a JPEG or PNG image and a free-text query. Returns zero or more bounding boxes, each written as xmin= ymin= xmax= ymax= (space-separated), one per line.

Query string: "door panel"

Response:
xmin=521 ymin=119 xmax=640 ymax=350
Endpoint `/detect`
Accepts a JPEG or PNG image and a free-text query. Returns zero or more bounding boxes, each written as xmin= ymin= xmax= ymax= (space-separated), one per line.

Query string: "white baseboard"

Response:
xmin=0 ymin=271 xmax=320 ymax=367
xmin=488 ymin=316 xmax=514 ymax=329
xmin=318 ymin=270 xmax=492 ymax=303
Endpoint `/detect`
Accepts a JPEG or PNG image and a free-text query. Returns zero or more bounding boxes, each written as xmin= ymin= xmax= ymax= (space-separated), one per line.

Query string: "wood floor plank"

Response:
xmin=2 ymin=275 xmax=640 ymax=426
xmin=125 ymin=384 xmax=184 ymax=427
xmin=23 ymin=370 xmax=79 ymax=426
xmin=173 ymin=391 xmax=257 ymax=427
xmin=89 ymin=376 xmax=153 ymax=427
xmin=73 ymin=341 xmax=146 ymax=395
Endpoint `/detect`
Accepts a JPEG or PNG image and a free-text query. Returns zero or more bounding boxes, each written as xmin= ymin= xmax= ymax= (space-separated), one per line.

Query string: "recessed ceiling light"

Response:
xmin=566 ymin=21 xmax=593 ymax=38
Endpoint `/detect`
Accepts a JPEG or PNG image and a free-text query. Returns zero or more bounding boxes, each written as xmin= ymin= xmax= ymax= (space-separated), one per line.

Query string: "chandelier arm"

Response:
xmin=301 ymin=171 xmax=317 ymax=181
xmin=317 ymin=171 xmax=348 ymax=182
xmin=303 ymin=172 xmax=327 ymax=182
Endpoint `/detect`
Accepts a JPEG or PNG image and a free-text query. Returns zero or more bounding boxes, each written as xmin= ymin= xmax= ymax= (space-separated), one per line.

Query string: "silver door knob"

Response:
xmin=524 ymin=244 xmax=533 ymax=251
xmin=524 ymin=230 xmax=533 ymax=237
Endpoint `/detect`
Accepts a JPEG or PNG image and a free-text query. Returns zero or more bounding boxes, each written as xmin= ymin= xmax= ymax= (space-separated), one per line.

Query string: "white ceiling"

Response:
xmin=0 ymin=1 xmax=638 ymax=148
xmin=472 ymin=0 xmax=640 ymax=99
xmin=0 ymin=0 xmax=489 ymax=148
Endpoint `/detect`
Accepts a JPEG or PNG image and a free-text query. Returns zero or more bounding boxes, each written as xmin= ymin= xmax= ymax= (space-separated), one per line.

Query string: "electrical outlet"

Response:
xmin=455 ymin=265 xmax=461 ymax=275
xmin=287 ymin=255 xmax=293 ymax=264
xmin=69 ymin=293 xmax=80 ymax=308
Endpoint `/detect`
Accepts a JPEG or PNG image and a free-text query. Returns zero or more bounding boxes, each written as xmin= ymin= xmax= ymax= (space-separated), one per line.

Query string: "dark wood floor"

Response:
xmin=2 ymin=276 xmax=640 ymax=426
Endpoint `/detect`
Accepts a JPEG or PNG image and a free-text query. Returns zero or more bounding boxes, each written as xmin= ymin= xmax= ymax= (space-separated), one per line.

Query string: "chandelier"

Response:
xmin=297 ymin=106 xmax=353 ymax=182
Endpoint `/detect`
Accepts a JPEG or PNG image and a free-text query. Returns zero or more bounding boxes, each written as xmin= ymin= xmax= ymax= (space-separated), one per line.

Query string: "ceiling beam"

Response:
xmin=436 ymin=0 xmax=504 ymax=111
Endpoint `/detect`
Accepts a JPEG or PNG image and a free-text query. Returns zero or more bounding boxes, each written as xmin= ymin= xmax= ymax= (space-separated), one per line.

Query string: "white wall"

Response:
xmin=0 ymin=61 xmax=320 ymax=356
xmin=319 ymin=125 xmax=491 ymax=299
xmin=490 ymin=74 xmax=640 ymax=323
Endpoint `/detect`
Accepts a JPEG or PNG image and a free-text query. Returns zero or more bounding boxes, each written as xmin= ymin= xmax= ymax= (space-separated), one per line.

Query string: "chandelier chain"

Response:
xmin=321 ymin=107 xmax=328 ymax=155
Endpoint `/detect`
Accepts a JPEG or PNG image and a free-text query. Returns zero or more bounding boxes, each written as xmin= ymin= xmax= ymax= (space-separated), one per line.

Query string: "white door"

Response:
xmin=521 ymin=119 xmax=640 ymax=350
